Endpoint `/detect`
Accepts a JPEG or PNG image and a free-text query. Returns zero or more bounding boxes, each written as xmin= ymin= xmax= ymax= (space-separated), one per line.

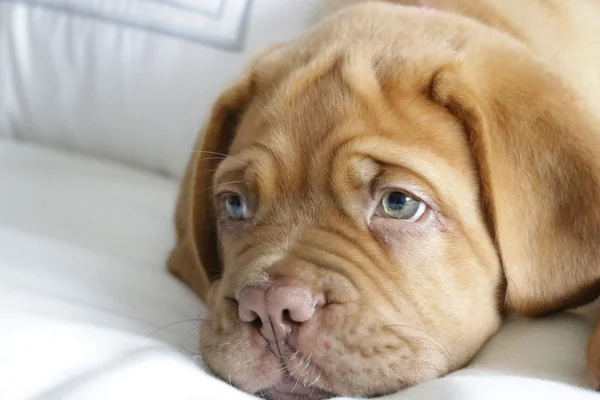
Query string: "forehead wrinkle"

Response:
xmin=250 ymin=100 xmax=306 ymax=195
xmin=269 ymin=46 xmax=341 ymax=110
xmin=250 ymin=138 xmax=304 ymax=199
xmin=348 ymin=156 xmax=381 ymax=192
xmin=352 ymin=135 xmax=447 ymax=184
xmin=320 ymin=124 xmax=435 ymax=186
xmin=254 ymin=66 xmax=353 ymax=201
xmin=212 ymin=146 xmax=279 ymax=203
xmin=340 ymin=53 xmax=403 ymax=126
xmin=240 ymin=142 xmax=287 ymax=203
xmin=304 ymin=121 xmax=376 ymax=219
xmin=213 ymin=151 xmax=256 ymax=185
xmin=328 ymin=135 xmax=383 ymax=219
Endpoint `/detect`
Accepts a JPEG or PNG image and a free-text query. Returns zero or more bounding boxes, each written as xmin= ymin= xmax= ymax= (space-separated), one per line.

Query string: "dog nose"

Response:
xmin=238 ymin=283 xmax=320 ymax=344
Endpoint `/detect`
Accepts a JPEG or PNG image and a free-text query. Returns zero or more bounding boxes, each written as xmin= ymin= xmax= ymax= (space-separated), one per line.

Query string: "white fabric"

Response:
xmin=0 ymin=0 xmax=321 ymax=178
xmin=1 ymin=139 xmax=599 ymax=399
xmin=10 ymin=0 xmax=252 ymax=48
xmin=1 ymin=1 xmax=600 ymax=398
xmin=0 ymin=140 xmax=204 ymax=346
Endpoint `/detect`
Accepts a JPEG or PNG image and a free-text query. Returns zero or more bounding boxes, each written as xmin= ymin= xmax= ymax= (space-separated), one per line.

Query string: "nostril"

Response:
xmin=226 ymin=296 xmax=239 ymax=306
xmin=282 ymin=309 xmax=294 ymax=325
xmin=250 ymin=312 xmax=263 ymax=329
xmin=239 ymin=304 xmax=265 ymax=326
xmin=237 ymin=287 xmax=268 ymax=325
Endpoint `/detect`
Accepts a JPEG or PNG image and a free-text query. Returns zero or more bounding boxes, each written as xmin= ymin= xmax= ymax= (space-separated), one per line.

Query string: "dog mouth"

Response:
xmin=258 ymin=343 xmax=334 ymax=400
xmin=258 ymin=375 xmax=333 ymax=400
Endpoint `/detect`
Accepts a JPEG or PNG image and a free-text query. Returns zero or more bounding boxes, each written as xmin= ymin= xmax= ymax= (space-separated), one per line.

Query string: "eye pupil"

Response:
xmin=224 ymin=194 xmax=247 ymax=220
xmin=386 ymin=192 xmax=408 ymax=210
xmin=227 ymin=195 xmax=241 ymax=208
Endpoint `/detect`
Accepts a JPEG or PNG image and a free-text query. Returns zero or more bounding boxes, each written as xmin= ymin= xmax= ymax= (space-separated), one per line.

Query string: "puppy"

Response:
xmin=167 ymin=0 xmax=600 ymax=398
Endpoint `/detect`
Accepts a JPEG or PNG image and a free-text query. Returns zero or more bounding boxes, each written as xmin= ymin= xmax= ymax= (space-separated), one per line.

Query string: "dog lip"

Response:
xmin=270 ymin=375 xmax=333 ymax=399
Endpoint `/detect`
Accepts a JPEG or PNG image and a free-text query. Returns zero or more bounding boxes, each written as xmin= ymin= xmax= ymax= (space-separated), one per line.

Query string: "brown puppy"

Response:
xmin=167 ymin=1 xmax=600 ymax=398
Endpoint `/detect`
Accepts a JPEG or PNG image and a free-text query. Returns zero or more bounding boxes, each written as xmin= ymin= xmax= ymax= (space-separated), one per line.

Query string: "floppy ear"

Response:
xmin=167 ymin=76 xmax=253 ymax=303
xmin=430 ymin=47 xmax=600 ymax=316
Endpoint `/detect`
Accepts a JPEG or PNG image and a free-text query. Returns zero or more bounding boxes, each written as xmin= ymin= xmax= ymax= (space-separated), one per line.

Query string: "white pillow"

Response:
xmin=0 ymin=0 xmax=322 ymax=177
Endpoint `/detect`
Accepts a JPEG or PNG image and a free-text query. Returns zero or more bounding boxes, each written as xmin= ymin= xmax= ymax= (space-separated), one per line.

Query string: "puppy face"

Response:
xmin=201 ymin=62 xmax=502 ymax=397
xmin=175 ymin=3 xmax=600 ymax=399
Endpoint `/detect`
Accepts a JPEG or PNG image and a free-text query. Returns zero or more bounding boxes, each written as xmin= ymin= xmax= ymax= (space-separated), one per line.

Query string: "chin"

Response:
xmin=257 ymin=376 xmax=334 ymax=400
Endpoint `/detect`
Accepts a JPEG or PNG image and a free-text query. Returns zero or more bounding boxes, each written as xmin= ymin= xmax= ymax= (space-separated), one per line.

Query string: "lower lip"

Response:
xmin=272 ymin=377 xmax=332 ymax=399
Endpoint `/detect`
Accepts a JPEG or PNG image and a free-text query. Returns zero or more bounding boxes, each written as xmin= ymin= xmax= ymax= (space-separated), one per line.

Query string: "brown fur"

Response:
xmin=167 ymin=0 xmax=600 ymax=397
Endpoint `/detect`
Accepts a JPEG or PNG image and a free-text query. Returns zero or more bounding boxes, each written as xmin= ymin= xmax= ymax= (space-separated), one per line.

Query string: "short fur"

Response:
xmin=167 ymin=0 xmax=600 ymax=398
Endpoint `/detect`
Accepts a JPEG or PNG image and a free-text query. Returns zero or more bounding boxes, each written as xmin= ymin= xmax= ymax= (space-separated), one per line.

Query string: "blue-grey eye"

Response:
xmin=381 ymin=191 xmax=426 ymax=221
xmin=224 ymin=194 xmax=248 ymax=220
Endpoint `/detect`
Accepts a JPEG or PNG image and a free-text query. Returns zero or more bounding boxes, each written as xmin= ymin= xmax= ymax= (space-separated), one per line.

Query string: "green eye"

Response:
xmin=224 ymin=194 xmax=248 ymax=220
xmin=381 ymin=191 xmax=426 ymax=221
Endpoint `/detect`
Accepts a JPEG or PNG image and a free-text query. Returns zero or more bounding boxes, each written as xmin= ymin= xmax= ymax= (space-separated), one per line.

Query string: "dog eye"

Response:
xmin=381 ymin=191 xmax=426 ymax=221
xmin=223 ymin=194 xmax=248 ymax=221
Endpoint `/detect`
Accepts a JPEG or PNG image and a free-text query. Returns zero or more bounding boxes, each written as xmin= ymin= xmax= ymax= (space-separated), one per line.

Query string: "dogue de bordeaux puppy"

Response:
xmin=167 ymin=1 xmax=600 ymax=398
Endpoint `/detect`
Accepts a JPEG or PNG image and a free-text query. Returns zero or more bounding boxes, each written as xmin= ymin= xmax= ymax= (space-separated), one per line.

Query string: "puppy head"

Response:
xmin=187 ymin=3 xmax=600 ymax=398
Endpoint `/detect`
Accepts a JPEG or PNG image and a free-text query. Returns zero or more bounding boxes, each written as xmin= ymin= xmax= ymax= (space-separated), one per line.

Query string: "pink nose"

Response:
xmin=238 ymin=283 xmax=322 ymax=345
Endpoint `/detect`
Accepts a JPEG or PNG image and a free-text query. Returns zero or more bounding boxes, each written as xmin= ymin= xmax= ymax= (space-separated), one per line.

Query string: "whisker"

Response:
xmin=415 ymin=337 xmax=449 ymax=363
xmin=301 ymin=355 xmax=312 ymax=373
xmin=199 ymin=180 xmax=249 ymax=196
xmin=276 ymin=363 xmax=288 ymax=374
xmin=191 ymin=150 xmax=230 ymax=158
xmin=507 ymin=275 xmax=523 ymax=306
xmin=288 ymin=353 xmax=305 ymax=379
xmin=417 ymin=359 xmax=442 ymax=375
xmin=192 ymin=153 xmax=250 ymax=168
xmin=194 ymin=156 xmax=227 ymax=163
xmin=415 ymin=346 xmax=448 ymax=358
xmin=412 ymin=357 xmax=419 ymax=385
xmin=209 ymin=271 xmax=224 ymax=281
xmin=199 ymin=335 xmax=215 ymax=346
xmin=192 ymin=354 xmax=204 ymax=367
xmin=195 ymin=167 xmax=224 ymax=175
xmin=179 ymin=324 xmax=202 ymax=357
xmin=291 ymin=375 xmax=300 ymax=393
xmin=289 ymin=350 xmax=300 ymax=362
xmin=307 ymin=372 xmax=321 ymax=387
xmin=201 ymin=342 xmax=233 ymax=351
xmin=137 ymin=318 xmax=205 ymax=347
xmin=382 ymin=324 xmax=450 ymax=362
xmin=257 ymin=388 xmax=276 ymax=400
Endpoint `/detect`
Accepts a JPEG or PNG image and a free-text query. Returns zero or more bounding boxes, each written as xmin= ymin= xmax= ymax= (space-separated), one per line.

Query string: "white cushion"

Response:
xmin=1 ymin=139 xmax=599 ymax=399
xmin=0 ymin=0 xmax=322 ymax=178
xmin=0 ymin=139 xmax=204 ymax=343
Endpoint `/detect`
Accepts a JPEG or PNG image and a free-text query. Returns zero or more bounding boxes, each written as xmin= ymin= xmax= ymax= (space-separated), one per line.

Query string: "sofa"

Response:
xmin=0 ymin=1 xmax=598 ymax=399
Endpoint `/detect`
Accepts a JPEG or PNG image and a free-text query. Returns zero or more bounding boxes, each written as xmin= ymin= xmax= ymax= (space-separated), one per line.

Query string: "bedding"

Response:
xmin=0 ymin=139 xmax=598 ymax=399
xmin=1 ymin=0 xmax=600 ymax=398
